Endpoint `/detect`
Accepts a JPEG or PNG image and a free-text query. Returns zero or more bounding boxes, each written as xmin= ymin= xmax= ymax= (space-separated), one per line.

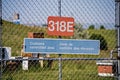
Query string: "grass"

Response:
xmin=2 ymin=20 xmax=116 ymax=57
xmin=2 ymin=20 xmax=46 ymax=56
xmin=88 ymin=29 xmax=116 ymax=50
xmin=1 ymin=20 xmax=117 ymax=80
xmin=2 ymin=60 xmax=116 ymax=80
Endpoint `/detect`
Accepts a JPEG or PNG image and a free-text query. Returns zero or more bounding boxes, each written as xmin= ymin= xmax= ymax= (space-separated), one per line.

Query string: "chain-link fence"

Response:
xmin=1 ymin=0 xmax=120 ymax=80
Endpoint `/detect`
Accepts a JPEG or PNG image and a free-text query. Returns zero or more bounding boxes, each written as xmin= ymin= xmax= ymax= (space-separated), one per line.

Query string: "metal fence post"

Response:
xmin=0 ymin=0 xmax=2 ymax=79
xmin=115 ymin=0 xmax=120 ymax=80
xmin=58 ymin=0 xmax=62 ymax=80
xmin=58 ymin=54 xmax=62 ymax=80
xmin=58 ymin=0 xmax=61 ymax=17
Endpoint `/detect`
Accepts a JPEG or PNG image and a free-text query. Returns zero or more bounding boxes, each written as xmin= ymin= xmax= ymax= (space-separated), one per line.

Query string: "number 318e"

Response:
xmin=48 ymin=20 xmax=73 ymax=32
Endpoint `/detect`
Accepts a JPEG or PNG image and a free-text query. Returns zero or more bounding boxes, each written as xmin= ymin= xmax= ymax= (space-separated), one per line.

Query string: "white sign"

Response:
xmin=22 ymin=57 xmax=28 ymax=70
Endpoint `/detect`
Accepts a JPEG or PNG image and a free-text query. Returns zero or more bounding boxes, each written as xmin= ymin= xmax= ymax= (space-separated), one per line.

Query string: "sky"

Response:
xmin=2 ymin=0 xmax=115 ymax=29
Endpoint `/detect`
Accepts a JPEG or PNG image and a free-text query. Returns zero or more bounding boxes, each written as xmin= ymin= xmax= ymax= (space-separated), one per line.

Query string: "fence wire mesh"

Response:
xmin=1 ymin=0 xmax=119 ymax=80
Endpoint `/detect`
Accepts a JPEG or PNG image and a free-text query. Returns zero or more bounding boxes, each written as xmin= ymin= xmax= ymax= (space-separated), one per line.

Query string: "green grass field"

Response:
xmin=2 ymin=60 xmax=115 ymax=80
xmin=2 ymin=20 xmax=116 ymax=57
xmin=1 ymin=20 xmax=117 ymax=80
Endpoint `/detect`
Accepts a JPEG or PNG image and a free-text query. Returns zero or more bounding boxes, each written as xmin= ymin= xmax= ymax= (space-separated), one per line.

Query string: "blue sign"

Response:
xmin=24 ymin=38 xmax=100 ymax=54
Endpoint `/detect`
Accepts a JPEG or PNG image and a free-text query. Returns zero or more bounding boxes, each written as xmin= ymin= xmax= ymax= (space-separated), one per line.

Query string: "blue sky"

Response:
xmin=2 ymin=0 xmax=115 ymax=29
